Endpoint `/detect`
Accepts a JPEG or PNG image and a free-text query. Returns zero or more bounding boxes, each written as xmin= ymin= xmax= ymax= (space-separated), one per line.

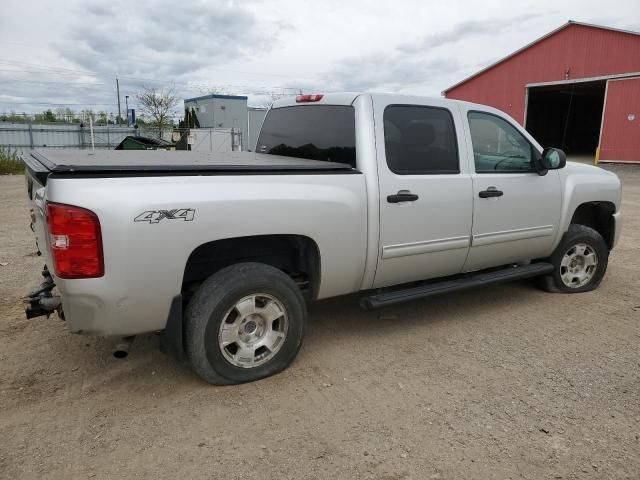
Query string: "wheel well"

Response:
xmin=181 ymin=235 xmax=321 ymax=301
xmin=570 ymin=202 xmax=616 ymax=249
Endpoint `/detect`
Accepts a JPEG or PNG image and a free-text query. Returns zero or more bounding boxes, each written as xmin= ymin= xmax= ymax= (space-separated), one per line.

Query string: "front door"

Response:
xmin=373 ymin=98 xmax=473 ymax=288
xmin=461 ymin=109 xmax=561 ymax=272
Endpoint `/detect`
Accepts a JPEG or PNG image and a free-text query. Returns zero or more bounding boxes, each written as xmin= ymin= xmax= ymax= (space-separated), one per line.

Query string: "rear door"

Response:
xmin=460 ymin=107 xmax=561 ymax=271
xmin=373 ymin=97 xmax=473 ymax=288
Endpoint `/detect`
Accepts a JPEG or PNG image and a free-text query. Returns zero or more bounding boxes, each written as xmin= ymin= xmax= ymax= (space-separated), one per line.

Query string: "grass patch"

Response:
xmin=0 ymin=146 xmax=24 ymax=174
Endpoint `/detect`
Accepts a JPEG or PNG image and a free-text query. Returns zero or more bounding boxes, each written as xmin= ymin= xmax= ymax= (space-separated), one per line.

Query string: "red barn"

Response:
xmin=444 ymin=21 xmax=640 ymax=163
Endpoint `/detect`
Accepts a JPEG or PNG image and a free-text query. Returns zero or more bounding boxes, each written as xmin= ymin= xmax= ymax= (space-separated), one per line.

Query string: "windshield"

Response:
xmin=256 ymin=105 xmax=356 ymax=167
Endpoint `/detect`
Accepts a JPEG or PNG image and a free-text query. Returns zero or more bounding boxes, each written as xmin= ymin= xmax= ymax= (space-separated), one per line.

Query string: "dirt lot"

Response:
xmin=1 ymin=165 xmax=639 ymax=480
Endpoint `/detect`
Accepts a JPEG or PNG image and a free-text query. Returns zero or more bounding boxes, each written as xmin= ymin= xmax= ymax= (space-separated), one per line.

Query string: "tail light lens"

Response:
xmin=46 ymin=202 xmax=104 ymax=279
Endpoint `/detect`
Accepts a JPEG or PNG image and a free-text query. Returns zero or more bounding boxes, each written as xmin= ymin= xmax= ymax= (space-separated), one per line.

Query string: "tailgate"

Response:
xmin=23 ymin=153 xmax=51 ymax=262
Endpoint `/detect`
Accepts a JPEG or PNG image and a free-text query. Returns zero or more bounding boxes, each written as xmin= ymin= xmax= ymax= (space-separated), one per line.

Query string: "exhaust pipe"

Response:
xmin=113 ymin=336 xmax=135 ymax=359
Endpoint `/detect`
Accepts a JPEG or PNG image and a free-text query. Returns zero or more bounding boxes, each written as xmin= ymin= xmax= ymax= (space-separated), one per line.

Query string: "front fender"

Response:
xmin=552 ymin=162 xmax=622 ymax=251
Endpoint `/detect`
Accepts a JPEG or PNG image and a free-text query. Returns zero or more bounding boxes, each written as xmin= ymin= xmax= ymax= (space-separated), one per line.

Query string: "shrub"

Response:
xmin=0 ymin=146 xmax=24 ymax=174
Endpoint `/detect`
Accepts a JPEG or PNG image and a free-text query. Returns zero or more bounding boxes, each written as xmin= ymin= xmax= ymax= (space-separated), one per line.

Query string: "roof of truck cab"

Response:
xmin=270 ymin=92 xmax=470 ymax=109
xmin=26 ymin=149 xmax=355 ymax=175
xmin=271 ymin=92 xmax=361 ymax=108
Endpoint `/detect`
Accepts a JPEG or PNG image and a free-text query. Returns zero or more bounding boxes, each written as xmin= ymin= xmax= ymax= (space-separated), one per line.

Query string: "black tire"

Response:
xmin=185 ymin=262 xmax=307 ymax=385
xmin=539 ymin=224 xmax=609 ymax=293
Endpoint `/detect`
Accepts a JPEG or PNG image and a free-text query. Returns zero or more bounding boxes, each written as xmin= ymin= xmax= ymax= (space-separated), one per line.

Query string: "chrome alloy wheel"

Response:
xmin=218 ymin=294 xmax=289 ymax=368
xmin=560 ymin=243 xmax=598 ymax=288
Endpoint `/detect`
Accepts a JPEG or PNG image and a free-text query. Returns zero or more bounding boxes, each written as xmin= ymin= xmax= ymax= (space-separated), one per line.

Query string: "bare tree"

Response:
xmin=204 ymin=86 xmax=231 ymax=96
xmin=54 ymin=107 xmax=66 ymax=122
xmin=136 ymin=87 xmax=179 ymax=137
xmin=254 ymin=92 xmax=289 ymax=108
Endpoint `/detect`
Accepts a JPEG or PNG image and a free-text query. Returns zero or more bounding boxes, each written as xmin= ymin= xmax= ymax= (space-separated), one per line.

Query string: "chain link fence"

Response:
xmin=0 ymin=122 xmax=173 ymax=150
xmin=0 ymin=123 xmax=242 ymax=153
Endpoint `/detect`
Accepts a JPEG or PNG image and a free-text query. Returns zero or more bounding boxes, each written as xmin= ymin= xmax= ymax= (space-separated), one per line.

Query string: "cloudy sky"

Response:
xmin=0 ymin=0 xmax=638 ymax=118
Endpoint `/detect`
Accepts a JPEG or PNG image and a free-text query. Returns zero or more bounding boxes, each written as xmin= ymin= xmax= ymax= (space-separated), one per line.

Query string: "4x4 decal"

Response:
xmin=134 ymin=208 xmax=195 ymax=224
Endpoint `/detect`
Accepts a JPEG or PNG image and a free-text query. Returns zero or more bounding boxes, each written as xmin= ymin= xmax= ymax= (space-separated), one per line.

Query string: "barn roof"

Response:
xmin=443 ymin=21 xmax=640 ymax=94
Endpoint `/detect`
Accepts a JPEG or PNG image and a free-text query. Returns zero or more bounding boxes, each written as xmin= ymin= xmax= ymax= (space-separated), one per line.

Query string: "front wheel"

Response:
xmin=185 ymin=262 xmax=307 ymax=385
xmin=540 ymin=224 xmax=609 ymax=293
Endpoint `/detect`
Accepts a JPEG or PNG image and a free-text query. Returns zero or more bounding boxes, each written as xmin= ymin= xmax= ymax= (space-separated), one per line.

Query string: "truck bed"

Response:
xmin=24 ymin=149 xmax=355 ymax=184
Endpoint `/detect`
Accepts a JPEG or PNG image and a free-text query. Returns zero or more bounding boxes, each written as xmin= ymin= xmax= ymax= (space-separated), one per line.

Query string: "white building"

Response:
xmin=184 ymin=94 xmax=249 ymax=150
xmin=248 ymin=107 xmax=268 ymax=151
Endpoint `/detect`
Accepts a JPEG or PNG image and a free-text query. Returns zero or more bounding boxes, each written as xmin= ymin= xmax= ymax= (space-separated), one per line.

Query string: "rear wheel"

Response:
xmin=540 ymin=224 xmax=608 ymax=293
xmin=185 ymin=262 xmax=307 ymax=385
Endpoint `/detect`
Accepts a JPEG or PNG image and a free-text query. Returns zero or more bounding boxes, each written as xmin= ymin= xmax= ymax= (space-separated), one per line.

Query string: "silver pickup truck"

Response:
xmin=23 ymin=92 xmax=622 ymax=385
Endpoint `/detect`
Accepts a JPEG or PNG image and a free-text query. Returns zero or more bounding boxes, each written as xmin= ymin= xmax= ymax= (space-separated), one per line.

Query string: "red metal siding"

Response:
xmin=445 ymin=24 xmax=640 ymax=125
xmin=599 ymin=77 xmax=640 ymax=162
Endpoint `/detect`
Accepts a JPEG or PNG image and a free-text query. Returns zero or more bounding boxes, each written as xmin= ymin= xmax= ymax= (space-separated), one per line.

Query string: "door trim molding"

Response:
xmin=382 ymin=236 xmax=470 ymax=259
xmin=472 ymin=225 xmax=554 ymax=246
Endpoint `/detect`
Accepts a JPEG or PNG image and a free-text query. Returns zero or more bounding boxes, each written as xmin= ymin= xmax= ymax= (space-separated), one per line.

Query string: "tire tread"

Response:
xmin=539 ymin=224 xmax=608 ymax=293
xmin=184 ymin=262 xmax=306 ymax=385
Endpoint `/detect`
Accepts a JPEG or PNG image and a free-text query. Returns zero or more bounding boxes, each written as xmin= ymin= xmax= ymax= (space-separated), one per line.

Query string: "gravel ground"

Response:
xmin=1 ymin=164 xmax=639 ymax=480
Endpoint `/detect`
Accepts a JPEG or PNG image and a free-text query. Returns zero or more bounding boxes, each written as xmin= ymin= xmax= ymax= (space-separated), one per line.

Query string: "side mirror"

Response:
xmin=541 ymin=147 xmax=566 ymax=170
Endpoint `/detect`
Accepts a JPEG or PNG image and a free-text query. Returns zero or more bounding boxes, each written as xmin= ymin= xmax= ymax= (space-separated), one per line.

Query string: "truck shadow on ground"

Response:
xmin=55 ymin=279 xmax=545 ymax=382
xmin=3 ymin=278 xmax=566 ymax=405
xmin=307 ymin=279 xmax=543 ymax=337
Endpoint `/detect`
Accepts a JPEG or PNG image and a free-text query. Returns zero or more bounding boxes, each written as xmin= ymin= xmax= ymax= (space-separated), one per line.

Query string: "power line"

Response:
xmin=0 ymin=58 xmax=319 ymax=82
xmin=0 ymin=112 xmax=186 ymax=119
xmin=0 ymin=59 xmax=318 ymax=113
xmin=0 ymin=70 xmax=311 ymax=94
xmin=0 ymin=101 xmax=121 ymax=106
xmin=0 ymin=68 xmax=96 ymax=77
xmin=0 ymin=79 xmax=108 ymax=87
xmin=0 ymin=60 xmax=98 ymax=76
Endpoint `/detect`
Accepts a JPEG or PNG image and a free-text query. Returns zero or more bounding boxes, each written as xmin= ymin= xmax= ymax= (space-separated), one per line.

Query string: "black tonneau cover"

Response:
xmin=24 ymin=149 xmax=354 ymax=184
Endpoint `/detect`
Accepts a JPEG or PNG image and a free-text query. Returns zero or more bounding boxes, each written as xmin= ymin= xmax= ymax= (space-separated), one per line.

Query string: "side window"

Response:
xmin=384 ymin=105 xmax=459 ymax=174
xmin=468 ymin=111 xmax=534 ymax=173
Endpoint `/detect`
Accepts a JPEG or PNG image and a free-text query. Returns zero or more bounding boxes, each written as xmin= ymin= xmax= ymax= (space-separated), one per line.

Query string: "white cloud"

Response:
xmin=0 ymin=0 xmax=638 ymax=114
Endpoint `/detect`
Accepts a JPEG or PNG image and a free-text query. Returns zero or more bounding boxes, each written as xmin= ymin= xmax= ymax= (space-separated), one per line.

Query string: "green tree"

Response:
xmin=179 ymin=107 xmax=200 ymax=129
xmin=35 ymin=109 xmax=56 ymax=123
xmin=43 ymin=109 xmax=56 ymax=122
xmin=96 ymin=111 xmax=109 ymax=126
xmin=0 ymin=111 xmax=30 ymax=123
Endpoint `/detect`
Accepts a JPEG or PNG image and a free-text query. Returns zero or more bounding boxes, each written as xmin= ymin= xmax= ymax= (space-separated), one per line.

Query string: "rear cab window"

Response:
xmin=383 ymin=105 xmax=459 ymax=174
xmin=256 ymin=106 xmax=357 ymax=168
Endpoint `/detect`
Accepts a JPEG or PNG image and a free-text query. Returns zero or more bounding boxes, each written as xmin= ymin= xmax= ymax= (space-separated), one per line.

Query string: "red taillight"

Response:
xmin=296 ymin=94 xmax=324 ymax=103
xmin=46 ymin=202 xmax=104 ymax=279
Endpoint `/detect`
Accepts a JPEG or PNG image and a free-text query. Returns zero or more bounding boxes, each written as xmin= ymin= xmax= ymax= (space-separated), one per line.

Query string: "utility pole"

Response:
xmin=116 ymin=77 xmax=122 ymax=125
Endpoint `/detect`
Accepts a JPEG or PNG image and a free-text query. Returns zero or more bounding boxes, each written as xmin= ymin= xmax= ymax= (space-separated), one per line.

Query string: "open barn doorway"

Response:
xmin=525 ymin=81 xmax=606 ymax=156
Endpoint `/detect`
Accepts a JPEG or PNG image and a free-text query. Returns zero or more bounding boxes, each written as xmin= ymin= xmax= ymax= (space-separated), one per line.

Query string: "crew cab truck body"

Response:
xmin=24 ymin=93 xmax=622 ymax=384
